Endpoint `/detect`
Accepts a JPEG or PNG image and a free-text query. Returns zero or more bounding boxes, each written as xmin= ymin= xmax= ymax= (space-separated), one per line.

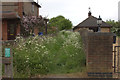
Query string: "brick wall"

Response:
xmin=18 ymin=2 xmax=23 ymax=17
xmin=74 ymin=28 xmax=89 ymax=32
xmin=2 ymin=2 xmax=39 ymax=17
xmin=74 ymin=27 xmax=110 ymax=32
xmin=101 ymin=28 xmax=110 ymax=32
xmin=78 ymin=29 xmax=90 ymax=56
xmin=79 ymin=30 xmax=114 ymax=78
xmin=23 ymin=2 xmax=39 ymax=16
xmin=2 ymin=2 xmax=18 ymax=12
xmin=86 ymin=32 xmax=113 ymax=78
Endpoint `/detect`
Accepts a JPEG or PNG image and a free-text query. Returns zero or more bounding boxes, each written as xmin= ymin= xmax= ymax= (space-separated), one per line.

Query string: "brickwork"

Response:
xmin=16 ymin=24 xmax=20 ymax=35
xmin=1 ymin=2 xmax=40 ymax=40
xmin=2 ymin=20 xmax=8 ymax=40
xmin=74 ymin=27 xmax=110 ymax=32
xmin=2 ymin=2 xmax=39 ymax=17
xmin=23 ymin=2 xmax=39 ymax=16
xmin=2 ymin=2 xmax=18 ymax=12
xmin=78 ymin=29 xmax=90 ymax=56
xmin=101 ymin=28 xmax=110 ymax=32
xmin=79 ymin=30 xmax=114 ymax=78
xmin=18 ymin=2 xmax=23 ymax=17
xmin=74 ymin=28 xmax=89 ymax=32
xmin=86 ymin=32 xmax=114 ymax=78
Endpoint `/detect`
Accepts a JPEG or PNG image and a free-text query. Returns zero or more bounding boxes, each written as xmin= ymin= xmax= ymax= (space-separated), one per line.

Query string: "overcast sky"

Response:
xmin=34 ymin=0 xmax=120 ymax=26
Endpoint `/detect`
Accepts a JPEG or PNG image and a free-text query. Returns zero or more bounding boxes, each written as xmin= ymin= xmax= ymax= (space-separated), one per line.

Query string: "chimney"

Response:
xmin=88 ymin=11 xmax=91 ymax=17
xmin=88 ymin=7 xmax=92 ymax=17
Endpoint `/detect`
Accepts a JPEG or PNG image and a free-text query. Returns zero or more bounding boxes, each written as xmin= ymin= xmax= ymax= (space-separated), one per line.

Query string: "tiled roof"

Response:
xmin=73 ymin=16 xmax=112 ymax=30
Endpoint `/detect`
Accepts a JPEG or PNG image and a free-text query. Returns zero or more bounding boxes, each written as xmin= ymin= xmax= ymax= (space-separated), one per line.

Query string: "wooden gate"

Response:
xmin=113 ymin=46 xmax=120 ymax=73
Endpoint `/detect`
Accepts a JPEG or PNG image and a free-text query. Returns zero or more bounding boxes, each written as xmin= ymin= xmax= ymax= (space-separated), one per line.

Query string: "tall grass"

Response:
xmin=13 ymin=30 xmax=86 ymax=78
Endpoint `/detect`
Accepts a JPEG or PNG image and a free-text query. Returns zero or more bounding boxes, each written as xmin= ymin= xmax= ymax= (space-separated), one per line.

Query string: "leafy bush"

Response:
xmin=48 ymin=15 xmax=73 ymax=32
xmin=13 ymin=31 xmax=86 ymax=77
xmin=106 ymin=20 xmax=120 ymax=36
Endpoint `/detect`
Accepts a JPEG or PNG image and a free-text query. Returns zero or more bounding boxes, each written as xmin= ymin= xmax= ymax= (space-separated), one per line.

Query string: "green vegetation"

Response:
xmin=13 ymin=31 xmax=86 ymax=78
xmin=106 ymin=20 xmax=120 ymax=36
xmin=48 ymin=15 xmax=73 ymax=33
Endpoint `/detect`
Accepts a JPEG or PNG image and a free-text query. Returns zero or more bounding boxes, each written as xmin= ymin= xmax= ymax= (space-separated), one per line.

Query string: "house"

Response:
xmin=1 ymin=1 xmax=41 ymax=40
xmin=2 ymin=12 xmax=20 ymax=40
xmin=73 ymin=11 xmax=112 ymax=32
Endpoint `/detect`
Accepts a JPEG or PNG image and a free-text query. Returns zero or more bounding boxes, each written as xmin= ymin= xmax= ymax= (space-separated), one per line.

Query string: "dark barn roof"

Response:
xmin=73 ymin=16 xmax=112 ymax=30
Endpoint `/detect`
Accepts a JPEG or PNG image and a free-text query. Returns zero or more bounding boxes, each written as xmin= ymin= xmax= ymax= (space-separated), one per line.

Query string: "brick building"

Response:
xmin=1 ymin=1 xmax=41 ymax=40
xmin=73 ymin=11 xmax=112 ymax=32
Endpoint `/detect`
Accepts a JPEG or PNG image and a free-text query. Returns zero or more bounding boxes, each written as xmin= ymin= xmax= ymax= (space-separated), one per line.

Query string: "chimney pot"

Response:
xmin=88 ymin=7 xmax=92 ymax=17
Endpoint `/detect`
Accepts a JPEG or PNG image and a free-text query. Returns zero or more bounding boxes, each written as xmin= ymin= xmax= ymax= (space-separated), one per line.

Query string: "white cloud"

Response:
xmin=38 ymin=0 xmax=120 ymax=25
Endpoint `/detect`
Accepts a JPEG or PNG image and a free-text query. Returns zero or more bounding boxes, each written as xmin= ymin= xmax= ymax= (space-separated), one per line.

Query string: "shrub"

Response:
xmin=13 ymin=31 xmax=86 ymax=77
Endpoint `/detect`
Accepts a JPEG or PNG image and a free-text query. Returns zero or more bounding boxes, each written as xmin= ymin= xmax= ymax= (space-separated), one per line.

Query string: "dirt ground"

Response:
xmin=32 ymin=72 xmax=88 ymax=78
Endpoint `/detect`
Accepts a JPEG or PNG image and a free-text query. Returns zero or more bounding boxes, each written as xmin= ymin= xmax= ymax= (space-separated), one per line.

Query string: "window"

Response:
xmin=32 ymin=3 xmax=34 ymax=12
xmin=89 ymin=27 xmax=98 ymax=32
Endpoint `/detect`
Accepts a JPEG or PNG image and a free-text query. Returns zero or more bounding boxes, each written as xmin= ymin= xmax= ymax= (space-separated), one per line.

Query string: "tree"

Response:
xmin=106 ymin=20 xmax=120 ymax=36
xmin=48 ymin=15 xmax=72 ymax=32
xmin=21 ymin=16 xmax=46 ymax=36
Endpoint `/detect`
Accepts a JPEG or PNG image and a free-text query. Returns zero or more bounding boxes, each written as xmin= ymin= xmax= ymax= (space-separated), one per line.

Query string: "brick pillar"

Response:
xmin=18 ymin=2 xmax=23 ymax=18
xmin=16 ymin=2 xmax=23 ymax=36
xmin=37 ymin=7 xmax=39 ymax=17
xmin=16 ymin=24 xmax=20 ymax=35
xmin=2 ymin=20 xmax=8 ymax=40
xmin=86 ymin=32 xmax=114 ymax=78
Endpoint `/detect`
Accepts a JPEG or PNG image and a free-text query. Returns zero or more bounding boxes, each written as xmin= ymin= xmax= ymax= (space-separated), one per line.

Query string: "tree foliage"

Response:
xmin=106 ymin=20 xmax=120 ymax=36
xmin=48 ymin=15 xmax=73 ymax=31
xmin=21 ymin=16 xmax=45 ymax=37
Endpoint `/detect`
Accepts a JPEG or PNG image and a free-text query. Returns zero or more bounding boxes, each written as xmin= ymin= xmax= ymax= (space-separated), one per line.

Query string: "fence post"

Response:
xmin=86 ymin=32 xmax=114 ymax=78
xmin=4 ymin=48 xmax=13 ymax=78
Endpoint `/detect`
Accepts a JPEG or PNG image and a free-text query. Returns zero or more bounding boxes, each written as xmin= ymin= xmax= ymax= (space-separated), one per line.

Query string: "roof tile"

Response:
xmin=74 ymin=16 xmax=112 ymax=30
